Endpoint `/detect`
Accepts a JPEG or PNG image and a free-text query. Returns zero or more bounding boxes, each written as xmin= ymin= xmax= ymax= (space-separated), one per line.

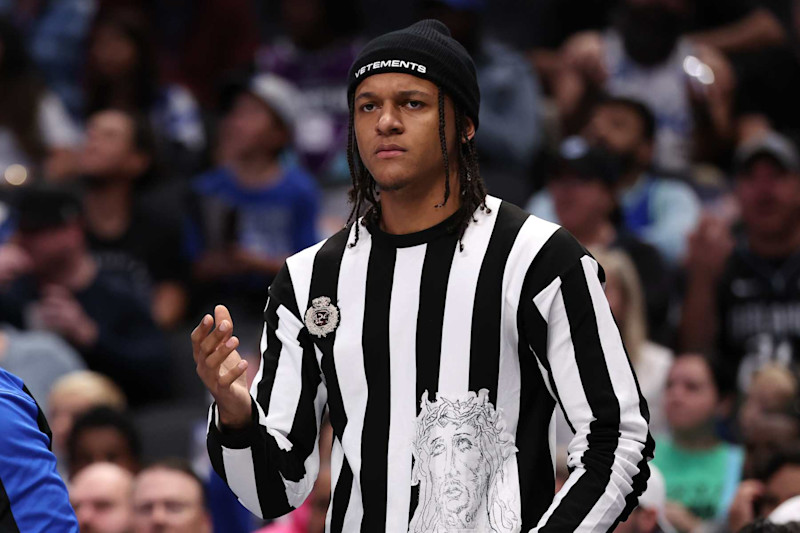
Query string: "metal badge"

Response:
xmin=305 ymin=296 xmax=340 ymax=338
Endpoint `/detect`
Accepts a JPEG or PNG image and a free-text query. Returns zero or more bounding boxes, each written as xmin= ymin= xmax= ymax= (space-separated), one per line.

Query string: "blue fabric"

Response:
xmin=0 ymin=369 xmax=79 ymax=532
xmin=188 ymin=164 xmax=320 ymax=260
xmin=206 ymin=470 xmax=256 ymax=533
xmin=622 ymin=178 xmax=654 ymax=235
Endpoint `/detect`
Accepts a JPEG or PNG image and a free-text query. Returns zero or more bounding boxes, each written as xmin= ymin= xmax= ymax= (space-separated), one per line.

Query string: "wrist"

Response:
xmin=218 ymin=401 xmax=253 ymax=431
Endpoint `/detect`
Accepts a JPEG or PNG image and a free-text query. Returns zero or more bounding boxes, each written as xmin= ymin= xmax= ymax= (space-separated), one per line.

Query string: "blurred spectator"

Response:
xmin=152 ymin=0 xmax=259 ymax=109
xmin=131 ymin=459 xmax=212 ymax=533
xmin=0 ymin=324 xmax=84 ymax=409
xmin=0 ymin=17 xmax=81 ymax=183
xmin=542 ymin=135 xmax=673 ymax=339
xmin=0 ymin=367 xmax=79 ymax=532
xmin=739 ymin=365 xmax=800 ymax=479
xmin=528 ymin=98 xmax=701 ymax=263
xmin=85 ymin=9 xmax=206 ymax=178
xmin=740 ymin=520 xmax=800 ymax=532
xmin=48 ymin=370 xmax=126 ymax=469
xmin=730 ymin=449 xmax=800 ymax=531
xmin=424 ymin=0 xmax=544 ymax=205
xmin=654 ymin=353 xmax=742 ymax=531
xmin=680 ymin=132 xmax=800 ymax=393
xmin=69 ymin=462 xmax=134 ymax=533
xmin=67 ymin=406 xmax=140 ymax=478
xmin=554 ymin=0 xmax=737 ymax=173
xmin=0 ymin=186 xmax=170 ymax=405
xmin=615 ymin=465 xmax=675 ymax=533
xmin=256 ymin=0 xmax=364 ymax=227
xmin=187 ymin=74 xmax=319 ymax=321
xmin=592 ymin=247 xmax=674 ymax=436
xmin=80 ymin=108 xmax=189 ymax=329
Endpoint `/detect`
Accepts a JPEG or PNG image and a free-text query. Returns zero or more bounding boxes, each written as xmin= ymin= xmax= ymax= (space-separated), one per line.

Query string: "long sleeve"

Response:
xmin=0 ymin=371 xmax=79 ymax=533
xmin=525 ymin=231 xmax=653 ymax=532
xmin=206 ymin=265 xmax=327 ymax=519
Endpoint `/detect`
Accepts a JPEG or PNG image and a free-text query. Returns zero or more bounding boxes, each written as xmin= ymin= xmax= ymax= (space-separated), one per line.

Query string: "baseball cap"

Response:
xmin=13 ymin=185 xmax=82 ymax=233
xmin=551 ymin=136 xmax=622 ymax=186
xmin=769 ymin=495 xmax=800 ymax=524
xmin=734 ymin=131 xmax=800 ymax=174
xmin=222 ymin=73 xmax=299 ymax=133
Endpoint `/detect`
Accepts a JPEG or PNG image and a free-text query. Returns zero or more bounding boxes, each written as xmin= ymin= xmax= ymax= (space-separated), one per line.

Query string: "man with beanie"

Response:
xmin=193 ymin=20 xmax=652 ymax=532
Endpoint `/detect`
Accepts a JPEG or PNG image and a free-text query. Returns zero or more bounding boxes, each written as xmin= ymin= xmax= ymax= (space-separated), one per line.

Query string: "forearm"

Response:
xmin=678 ymin=272 xmax=718 ymax=352
xmin=689 ymin=9 xmax=786 ymax=53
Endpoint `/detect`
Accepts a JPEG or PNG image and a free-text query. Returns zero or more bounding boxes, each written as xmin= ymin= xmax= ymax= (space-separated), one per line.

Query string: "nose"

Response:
xmin=376 ymin=105 xmax=403 ymax=136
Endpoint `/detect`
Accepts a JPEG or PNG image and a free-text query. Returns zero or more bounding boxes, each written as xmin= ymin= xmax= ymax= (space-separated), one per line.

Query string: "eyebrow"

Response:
xmin=354 ymin=89 xmax=432 ymax=101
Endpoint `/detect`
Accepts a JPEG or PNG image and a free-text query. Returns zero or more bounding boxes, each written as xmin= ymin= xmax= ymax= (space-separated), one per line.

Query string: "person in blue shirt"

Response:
xmin=186 ymin=74 xmax=320 ymax=321
xmin=0 ymin=367 xmax=79 ymax=532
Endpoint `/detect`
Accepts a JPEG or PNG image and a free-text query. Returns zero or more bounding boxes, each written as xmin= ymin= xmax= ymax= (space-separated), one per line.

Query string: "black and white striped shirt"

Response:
xmin=207 ymin=196 xmax=653 ymax=532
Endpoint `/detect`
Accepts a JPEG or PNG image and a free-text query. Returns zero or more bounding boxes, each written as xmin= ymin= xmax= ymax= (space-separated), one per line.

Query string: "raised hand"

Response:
xmin=191 ymin=305 xmax=252 ymax=429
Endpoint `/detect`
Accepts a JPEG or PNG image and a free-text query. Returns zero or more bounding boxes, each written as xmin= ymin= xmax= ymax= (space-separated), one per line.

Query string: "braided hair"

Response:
xmin=345 ymin=85 xmax=489 ymax=251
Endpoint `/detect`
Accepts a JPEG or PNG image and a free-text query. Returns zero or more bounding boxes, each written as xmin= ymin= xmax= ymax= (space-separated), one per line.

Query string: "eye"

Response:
xmin=360 ymin=103 xmax=376 ymax=112
xmin=456 ymin=437 xmax=474 ymax=452
xmin=431 ymin=439 xmax=445 ymax=456
xmin=405 ymin=100 xmax=424 ymax=109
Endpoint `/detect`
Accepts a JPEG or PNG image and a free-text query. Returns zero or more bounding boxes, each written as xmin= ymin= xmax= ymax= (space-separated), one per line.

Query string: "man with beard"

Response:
xmin=528 ymin=96 xmax=701 ymax=264
xmin=80 ymin=109 xmax=188 ymax=330
xmin=553 ymin=0 xmax=739 ymax=174
xmin=680 ymin=131 xmax=800 ymax=394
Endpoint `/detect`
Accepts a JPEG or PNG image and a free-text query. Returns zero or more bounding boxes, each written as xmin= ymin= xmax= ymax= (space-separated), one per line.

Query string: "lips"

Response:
xmin=375 ymin=144 xmax=407 ymax=159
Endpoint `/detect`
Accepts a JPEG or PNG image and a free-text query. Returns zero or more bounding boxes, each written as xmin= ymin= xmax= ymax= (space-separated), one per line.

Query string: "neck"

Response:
xmin=378 ymin=172 xmax=462 ymax=235
xmin=84 ymin=181 xmax=132 ymax=239
xmin=571 ymin=219 xmax=616 ymax=247
xmin=748 ymin=224 xmax=800 ymax=259
xmin=43 ymin=253 xmax=97 ymax=291
xmin=230 ymin=153 xmax=281 ymax=188
xmin=672 ymin=425 xmax=719 ymax=451
xmin=616 ymin=168 xmax=643 ymax=191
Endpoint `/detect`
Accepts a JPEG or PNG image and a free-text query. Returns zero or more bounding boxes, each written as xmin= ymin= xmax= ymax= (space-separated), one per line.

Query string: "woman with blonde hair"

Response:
xmin=590 ymin=247 xmax=673 ymax=436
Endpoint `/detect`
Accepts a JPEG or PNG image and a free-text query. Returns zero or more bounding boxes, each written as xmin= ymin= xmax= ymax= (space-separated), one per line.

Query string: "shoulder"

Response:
xmin=192 ymin=167 xmax=235 ymax=194
xmin=283 ymin=166 xmax=320 ymax=198
xmin=0 ymin=369 xmax=38 ymax=433
xmin=649 ymin=176 xmax=700 ymax=203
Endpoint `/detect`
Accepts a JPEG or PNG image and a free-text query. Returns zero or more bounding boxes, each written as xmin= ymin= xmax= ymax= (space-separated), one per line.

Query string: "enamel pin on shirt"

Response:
xmin=305 ymin=296 xmax=340 ymax=338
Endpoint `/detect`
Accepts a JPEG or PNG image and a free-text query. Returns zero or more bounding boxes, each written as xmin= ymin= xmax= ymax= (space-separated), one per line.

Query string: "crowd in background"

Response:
xmin=3 ymin=0 xmax=800 ymax=531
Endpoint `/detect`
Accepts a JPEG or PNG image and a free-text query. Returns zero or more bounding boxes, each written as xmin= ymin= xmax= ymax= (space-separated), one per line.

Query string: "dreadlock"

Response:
xmin=346 ymin=85 xmax=489 ymax=250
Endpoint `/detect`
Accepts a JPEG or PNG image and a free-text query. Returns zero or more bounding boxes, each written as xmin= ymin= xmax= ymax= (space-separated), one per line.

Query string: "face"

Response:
xmin=19 ymin=223 xmax=83 ymax=281
xmin=664 ymin=355 xmax=719 ymax=432
xmin=584 ymin=105 xmax=651 ymax=172
xmin=81 ymin=111 xmax=143 ymax=179
xmin=90 ymin=25 xmax=138 ymax=79
xmin=427 ymin=423 xmax=487 ymax=525
xmin=131 ymin=469 xmax=210 ymax=533
xmin=71 ymin=428 xmax=138 ymax=478
xmin=736 ymin=158 xmax=800 ymax=241
xmin=353 ymin=73 xmax=471 ymax=197
xmin=760 ymin=465 xmax=800 ymax=517
xmin=218 ymin=93 xmax=286 ymax=161
xmin=550 ymin=175 xmax=615 ymax=236
xmin=70 ymin=463 xmax=133 ymax=533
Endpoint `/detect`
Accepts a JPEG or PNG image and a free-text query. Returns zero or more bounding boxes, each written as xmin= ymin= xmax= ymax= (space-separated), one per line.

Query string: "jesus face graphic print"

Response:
xmin=409 ymin=389 xmax=521 ymax=533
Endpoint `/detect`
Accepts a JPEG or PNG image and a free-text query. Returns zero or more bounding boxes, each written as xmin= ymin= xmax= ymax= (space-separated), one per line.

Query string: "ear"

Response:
xmin=462 ymin=116 xmax=476 ymax=143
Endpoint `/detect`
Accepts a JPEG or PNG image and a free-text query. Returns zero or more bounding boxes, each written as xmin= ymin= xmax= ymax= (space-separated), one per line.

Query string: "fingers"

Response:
xmin=198 ymin=316 xmax=233 ymax=357
xmin=204 ymin=336 xmax=240 ymax=370
xmin=215 ymin=304 xmax=233 ymax=329
xmin=190 ymin=314 xmax=213 ymax=361
xmin=219 ymin=359 xmax=248 ymax=388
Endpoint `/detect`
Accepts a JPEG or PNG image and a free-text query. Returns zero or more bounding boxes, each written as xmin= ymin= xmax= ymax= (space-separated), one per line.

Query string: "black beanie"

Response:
xmin=347 ymin=19 xmax=480 ymax=129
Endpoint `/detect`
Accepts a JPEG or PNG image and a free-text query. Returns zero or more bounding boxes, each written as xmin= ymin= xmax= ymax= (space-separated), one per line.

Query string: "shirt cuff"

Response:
xmin=208 ymin=398 xmax=260 ymax=449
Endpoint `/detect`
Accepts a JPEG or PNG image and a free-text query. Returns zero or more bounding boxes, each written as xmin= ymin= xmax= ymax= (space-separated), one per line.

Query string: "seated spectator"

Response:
xmin=80 ymin=108 xmax=189 ymax=329
xmin=592 ymin=247 xmax=673 ymax=436
xmin=0 ymin=186 xmax=170 ymax=405
xmin=654 ymin=353 xmax=743 ymax=531
xmin=615 ymin=465 xmax=675 ymax=533
xmin=680 ymin=132 xmax=800 ymax=393
xmin=131 ymin=459 xmax=212 ymax=533
xmin=0 ymin=324 xmax=84 ymax=408
xmin=424 ymin=0 xmax=544 ymax=205
xmin=69 ymin=462 xmax=134 ymax=533
xmin=187 ymin=74 xmax=319 ymax=321
xmin=739 ymin=365 xmax=800 ymax=479
xmin=544 ymin=135 xmax=673 ymax=339
xmin=67 ymin=406 xmax=141 ymax=478
xmin=0 ymin=17 xmax=81 ymax=182
xmin=0 ymin=367 xmax=79 ymax=531
xmin=85 ymin=9 xmax=206 ymax=178
xmin=47 ymin=371 xmax=126 ymax=469
xmin=527 ymin=97 xmax=701 ymax=264
xmin=553 ymin=0 xmax=740 ymax=172
xmin=729 ymin=449 xmax=800 ymax=531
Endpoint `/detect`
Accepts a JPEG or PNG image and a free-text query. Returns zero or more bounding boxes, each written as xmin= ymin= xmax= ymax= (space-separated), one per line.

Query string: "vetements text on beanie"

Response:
xmin=347 ymin=19 xmax=481 ymax=129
